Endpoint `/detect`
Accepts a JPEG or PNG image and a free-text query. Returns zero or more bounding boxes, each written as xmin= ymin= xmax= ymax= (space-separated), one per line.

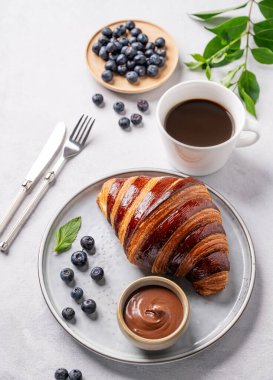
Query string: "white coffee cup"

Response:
xmin=156 ymin=80 xmax=260 ymax=176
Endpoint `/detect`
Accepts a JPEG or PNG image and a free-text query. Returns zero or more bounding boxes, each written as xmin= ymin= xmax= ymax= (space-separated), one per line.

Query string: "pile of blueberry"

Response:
xmin=92 ymin=93 xmax=149 ymax=130
xmin=60 ymin=236 xmax=105 ymax=320
xmin=55 ymin=368 xmax=82 ymax=380
xmin=91 ymin=20 xmax=166 ymax=84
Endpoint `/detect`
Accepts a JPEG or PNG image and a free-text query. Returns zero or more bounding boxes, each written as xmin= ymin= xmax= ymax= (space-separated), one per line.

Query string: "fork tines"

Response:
xmin=70 ymin=114 xmax=95 ymax=146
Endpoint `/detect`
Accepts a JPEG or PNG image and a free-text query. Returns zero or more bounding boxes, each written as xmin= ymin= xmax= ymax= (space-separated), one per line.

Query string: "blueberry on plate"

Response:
xmin=156 ymin=48 xmax=166 ymax=57
xmin=119 ymin=36 xmax=129 ymax=46
xmin=149 ymin=53 xmax=161 ymax=66
xmin=126 ymin=71 xmax=139 ymax=84
xmin=99 ymin=46 xmax=109 ymax=61
xmin=155 ymin=37 xmax=165 ymax=48
xmin=90 ymin=266 xmax=104 ymax=281
xmin=71 ymin=251 xmax=88 ymax=267
xmin=137 ymin=33 xmax=148 ymax=45
xmin=116 ymin=53 xmax=127 ymax=65
xmin=137 ymin=99 xmax=149 ymax=112
xmin=80 ymin=236 xmax=95 ymax=251
xmin=131 ymin=41 xmax=144 ymax=51
xmin=113 ymin=101 xmax=125 ymax=114
xmin=102 ymin=26 xmax=112 ymax=38
xmin=126 ymin=20 xmax=135 ymax=30
xmin=134 ymin=65 xmax=146 ymax=77
xmin=121 ymin=45 xmax=127 ymax=54
xmin=92 ymin=93 xmax=103 ymax=106
xmin=127 ymin=60 xmax=136 ymax=70
xmin=105 ymin=60 xmax=117 ymax=72
xmin=119 ymin=117 xmax=130 ymax=130
xmin=101 ymin=70 xmax=113 ymax=82
xmin=124 ymin=46 xmax=137 ymax=59
xmin=109 ymin=52 xmax=118 ymax=61
xmin=147 ymin=64 xmax=159 ymax=77
xmin=112 ymin=27 xmax=122 ymax=37
xmin=145 ymin=49 xmax=154 ymax=58
xmin=131 ymin=27 xmax=142 ymax=37
xmin=62 ymin=307 xmax=75 ymax=321
xmin=60 ymin=268 xmax=74 ymax=283
xmin=98 ymin=35 xmax=109 ymax=46
xmin=54 ymin=368 xmax=69 ymax=380
xmin=92 ymin=41 xmax=102 ymax=55
xmin=106 ymin=42 xmax=116 ymax=53
xmin=129 ymin=36 xmax=137 ymax=44
xmin=119 ymin=24 xmax=127 ymax=35
xmin=113 ymin=40 xmax=122 ymax=52
xmin=69 ymin=369 xmax=82 ymax=380
xmin=146 ymin=41 xmax=155 ymax=50
xmin=131 ymin=113 xmax=142 ymax=126
xmin=134 ymin=54 xmax=146 ymax=65
xmin=117 ymin=64 xmax=127 ymax=76
xmin=71 ymin=287 xmax=84 ymax=301
xmin=158 ymin=56 xmax=166 ymax=67
xmin=81 ymin=299 xmax=96 ymax=314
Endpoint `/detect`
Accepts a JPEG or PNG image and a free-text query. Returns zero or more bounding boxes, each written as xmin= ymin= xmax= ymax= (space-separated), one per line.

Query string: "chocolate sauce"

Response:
xmin=124 ymin=285 xmax=183 ymax=339
xmin=165 ymin=99 xmax=234 ymax=147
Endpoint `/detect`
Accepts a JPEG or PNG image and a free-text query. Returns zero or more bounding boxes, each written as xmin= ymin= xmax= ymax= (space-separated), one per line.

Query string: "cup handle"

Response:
xmin=236 ymin=116 xmax=260 ymax=148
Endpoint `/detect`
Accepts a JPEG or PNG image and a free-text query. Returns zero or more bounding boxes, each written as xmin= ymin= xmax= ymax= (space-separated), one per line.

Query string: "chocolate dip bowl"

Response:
xmin=117 ymin=276 xmax=190 ymax=351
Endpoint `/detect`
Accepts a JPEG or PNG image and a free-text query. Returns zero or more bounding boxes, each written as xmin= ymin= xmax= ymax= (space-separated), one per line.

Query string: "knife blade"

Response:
xmin=0 ymin=122 xmax=66 ymax=235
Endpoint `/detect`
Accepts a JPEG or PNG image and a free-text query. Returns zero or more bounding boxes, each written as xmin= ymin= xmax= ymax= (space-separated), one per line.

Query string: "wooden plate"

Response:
xmin=85 ymin=19 xmax=179 ymax=94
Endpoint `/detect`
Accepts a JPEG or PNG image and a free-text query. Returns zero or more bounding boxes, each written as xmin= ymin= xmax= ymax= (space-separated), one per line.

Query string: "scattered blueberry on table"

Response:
xmin=71 ymin=250 xmax=88 ymax=267
xmin=69 ymin=369 xmax=82 ymax=380
xmin=60 ymin=268 xmax=74 ymax=283
xmin=71 ymin=287 xmax=84 ymax=301
xmin=90 ymin=266 xmax=104 ymax=281
xmin=92 ymin=93 xmax=104 ymax=106
xmin=92 ymin=20 xmax=167 ymax=84
xmin=81 ymin=299 xmax=97 ymax=314
xmin=137 ymin=99 xmax=149 ymax=112
xmin=130 ymin=113 xmax=142 ymax=126
xmin=62 ymin=307 xmax=75 ymax=321
xmin=54 ymin=368 xmax=69 ymax=380
xmin=113 ymin=101 xmax=125 ymax=114
xmin=119 ymin=117 xmax=131 ymax=130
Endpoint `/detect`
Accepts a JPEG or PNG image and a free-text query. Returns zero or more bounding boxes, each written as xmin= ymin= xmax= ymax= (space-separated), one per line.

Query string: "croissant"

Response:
xmin=97 ymin=176 xmax=230 ymax=296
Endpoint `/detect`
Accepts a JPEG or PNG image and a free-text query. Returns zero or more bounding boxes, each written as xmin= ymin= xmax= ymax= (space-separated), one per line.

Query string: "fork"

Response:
xmin=0 ymin=115 xmax=95 ymax=252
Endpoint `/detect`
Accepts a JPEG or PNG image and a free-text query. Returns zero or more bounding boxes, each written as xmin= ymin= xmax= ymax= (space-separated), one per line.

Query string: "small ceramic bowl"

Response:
xmin=117 ymin=276 xmax=190 ymax=351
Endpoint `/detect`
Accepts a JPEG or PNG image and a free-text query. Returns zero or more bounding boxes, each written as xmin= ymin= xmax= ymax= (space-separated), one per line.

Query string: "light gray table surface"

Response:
xmin=0 ymin=0 xmax=272 ymax=379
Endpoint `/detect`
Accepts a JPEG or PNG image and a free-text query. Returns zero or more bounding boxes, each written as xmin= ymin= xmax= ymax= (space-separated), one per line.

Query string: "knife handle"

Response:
xmin=0 ymin=181 xmax=32 ymax=236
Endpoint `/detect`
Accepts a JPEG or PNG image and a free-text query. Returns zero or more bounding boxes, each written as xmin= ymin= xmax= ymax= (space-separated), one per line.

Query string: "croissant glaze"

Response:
xmin=97 ymin=176 xmax=230 ymax=296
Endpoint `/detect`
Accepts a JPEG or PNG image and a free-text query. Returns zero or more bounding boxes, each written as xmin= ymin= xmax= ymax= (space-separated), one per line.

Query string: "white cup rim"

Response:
xmin=156 ymin=80 xmax=246 ymax=151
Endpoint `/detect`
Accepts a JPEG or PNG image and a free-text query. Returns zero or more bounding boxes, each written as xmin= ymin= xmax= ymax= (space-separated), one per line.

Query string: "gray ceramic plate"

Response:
xmin=38 ymin=169 xmax=255 ymax=364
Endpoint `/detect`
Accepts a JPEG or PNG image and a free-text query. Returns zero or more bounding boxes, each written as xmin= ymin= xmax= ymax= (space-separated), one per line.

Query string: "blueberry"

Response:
xmin=147 ymin=64 xmax=159 ymax=77
xmin=60 ymin=268 xmax=74 ymax=283
xmin=119 ymin=37 xmax=129 ymax=46
xmin=62 ymin=307 xmax=75 ymax=321
xmin=126 ymin=20 xmax=135 ymax=30
xmin=131 ymin=113 xmax=142 ymax=126
xmin=119 ymin=117 xmax=130 ymax=129
xmin=92 ymin=93 xmax=103 ymax=106
xmin=113 ymin=27 xmax=122 ymax=38
xmin=71 ymin=251 xmax=88 ymax=267
xmin=129 ymin=36 xmax=137 ymax=44
xmin=90 ymin=266 xmax=104 ymax=281
xmin=80 ymin=236 xmax=95 ymax=251
xmin=105 ymin=60 xmax=117 ymax=72
xmin=109 ymin=52 xmax=118 ymax=61
xmin=81 ymin=299 xmax=96 ymax=314
xmin=121 ymin=46 xmax=127 ymax=54
xmin=106 ymin=42 xmax=116 ymax=53
xmin=113 ymin=101 xmax=125 ymax=114
xmin=137 ymin=99 xmax=149 ymax=112
xmin=126 ymin=71 xmax=139 ymax=84
xmin=158 ymin=56 xmax=166 ymax=67
xmin=119 ymin=24 xmax=127 ymax=35
xmin=102 ymin=27 xmax=112 ymax=38
xmin=149 ymin=54 xmax=161 ymax=65
xmin=156 ymin=48 xmax=166 ymax=57
xmin=136 ymin=50 xmax=145 ymax=56
xmin=155 ymin=37 xmax=165 ymax=48
xmin=117 ymin=64 xmax=127 ymax=76
xmin=146 ymin=42 xmax=155 ymax=50
xmin=137 ymin=33 xmax=148 ymax=44
xmin=113 ymin=40 xmax=122 ymax=52
xmin=69 ymin=369 xmax=82 ymax=380
xmin=134 ymin=54 xmax=146 ymax=65
xmin=98 ymin=35 xmax=109 ymax=46
xmin=124 ymin=46 xmax=137 ymax=59
xmin=55 ymin=368 xmax=69 ymax=380
xmin=116 ymin=54 xmax=127 ymax=65
xmin=131 ymin=27 xmax=142 ymax=37
xmin=127 ymin=60 xmax=136 ymax=70
xmin=71 ymin=287 xmax=84 ymax=301
xmin=145 ymin=49 xmax=154 ymax=58
xmin=134 ymin=65 xmax=146 ymax=76
xmin=131 ymin=41 xmax=144 ymax=51
xmin=101 ymin=70 xmax=113 ymax=82
xmin=99 ymin=46 xmax=109 ymax=61
xmin=92 ymin=41 xmax=102 ymax=55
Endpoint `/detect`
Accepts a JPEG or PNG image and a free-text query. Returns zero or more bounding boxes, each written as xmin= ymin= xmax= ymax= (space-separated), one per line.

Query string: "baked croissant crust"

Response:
xmin=97 ymin=176 xmax=230 ymax=296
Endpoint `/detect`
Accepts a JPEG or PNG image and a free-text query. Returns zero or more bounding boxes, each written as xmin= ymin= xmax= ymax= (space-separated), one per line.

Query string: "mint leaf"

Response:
xmin=251 ymin=47 xmax=273 ymax=64
xmin=259 ymin=0 xmax=273 ymax=19
xmin=238 ymin=70 xmax=260 ymax=104
xmin=254 ymin=18 xmax=273 ymax=33
xmin=239 ymin=87 xmax=256 ymax=117
xmin=254 ymin=29 xmax=273 ymax=51
xmin=54 ymin=216 xmax=82 ymax=253
xmin=206 ymin=16 xmax=248 ymax=42
xmin=190 ymin=3 xmax=248 ymax=20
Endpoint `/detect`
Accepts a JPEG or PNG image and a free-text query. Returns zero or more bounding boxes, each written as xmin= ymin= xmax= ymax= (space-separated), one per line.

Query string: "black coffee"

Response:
xmin=164 ymin=99 xmax=234 ymax=147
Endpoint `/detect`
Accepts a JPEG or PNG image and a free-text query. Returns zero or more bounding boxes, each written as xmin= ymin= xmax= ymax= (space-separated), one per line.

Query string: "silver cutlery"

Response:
xmin=0 ymin=122 xmax=66 ymax=236
xmin=0 ymin=115 xmax=95 ymax=252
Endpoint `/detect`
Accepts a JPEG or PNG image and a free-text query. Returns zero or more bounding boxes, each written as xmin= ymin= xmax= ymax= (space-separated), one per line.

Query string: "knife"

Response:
xmin=0 ymin=122 xmax=66 ymax=235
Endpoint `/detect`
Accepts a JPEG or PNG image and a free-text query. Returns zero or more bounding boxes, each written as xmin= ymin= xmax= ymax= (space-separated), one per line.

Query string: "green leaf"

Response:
xmin=190 ymin=2 xmax=248 ymax=20
xmin=54 ymin=216 xmax=82 ymax=253
xmin=191 ymin=53 xmax=206 ymax=62
xmin=225 ymin=49 xmax=244 ymax=62
xmin=239 ymin=88 xmax=257 ymax=117
xmin=205 ymin=65 xmax=211 ymax=79
xmin=238 ymin=70 xmax=260 ymax=104
xmin=211 ymin=52 xmax=227 ymax=64
xmin=203 ymin=37 xmax=242 ymax=67
xmin=251 ymin=47 xmax=273 ymax=64
xmin=206 ymin=16 xmax=248 ymax=42
xmin=259 ymin=0 xmax=273 ymax=19
xmin=184 ymin=61 xmax=203 ymax=70
xmin=254 ymin=29 xmax=273 ymax=50
xmin=254 ymin=18 xmax=273 ymax=33
xmin=221 ymin=64 xmax=244 ymax=87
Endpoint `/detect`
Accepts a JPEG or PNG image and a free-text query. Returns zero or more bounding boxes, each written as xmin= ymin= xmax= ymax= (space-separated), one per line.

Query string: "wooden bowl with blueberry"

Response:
xmin=86 ymin=19 xmax=179 ymax=94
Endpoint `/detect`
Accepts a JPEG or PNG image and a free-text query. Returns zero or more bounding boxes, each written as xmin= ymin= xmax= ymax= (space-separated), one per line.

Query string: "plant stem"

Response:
xmin=244 ymin=0 xmax=255 ymax=68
